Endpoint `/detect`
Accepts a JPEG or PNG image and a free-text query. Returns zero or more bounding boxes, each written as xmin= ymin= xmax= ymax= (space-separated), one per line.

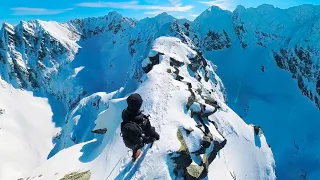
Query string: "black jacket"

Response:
xmin=122 ymin=109 xmax=155 ymax=138
xmin=122 ymin=93 xmax=158 ymax=139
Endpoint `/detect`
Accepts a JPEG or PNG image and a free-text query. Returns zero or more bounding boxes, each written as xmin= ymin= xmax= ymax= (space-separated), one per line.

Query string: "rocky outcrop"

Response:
xmin=0 ymin=108 xmax=4 ymax=115
xmin=1 ymin=5 xmax=320 ymax=111
xmin=203 ymin=30 xmax=232 ymax=51
xmin=60 ymin=170 xmax=91 ymax=180
xmin=0 ymin=20 xmax=84 ymax=110
xmin=273 ymin=46 xmax=320 ymax=109
xmin=142 ymin=52 xmax=162 ymax=73
xmin=164 ymin=42 xmax=228 ymax=179
xmin=91 ymin=128 xmax=107 ymax=134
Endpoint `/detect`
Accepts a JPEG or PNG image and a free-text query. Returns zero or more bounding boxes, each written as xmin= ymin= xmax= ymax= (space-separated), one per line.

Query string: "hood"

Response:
xmin=126 ymin=93 xmax=143 ymax=112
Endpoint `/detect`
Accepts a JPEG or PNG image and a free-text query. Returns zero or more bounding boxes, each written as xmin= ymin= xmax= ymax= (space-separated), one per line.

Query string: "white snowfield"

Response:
xmin=13 ymin=37 xmax=275 ymax=180
xmin=0 ymin=79 xmax=59 ymax=180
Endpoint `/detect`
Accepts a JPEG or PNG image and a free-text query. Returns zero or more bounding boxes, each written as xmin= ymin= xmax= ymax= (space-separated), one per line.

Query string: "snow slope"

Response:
xmin=192 ymin=5 xmax=320 ymax=179
xmin=24 ymin=37 xmax=275 ymax=180
xmin=0 ymin=79 xmax=59 ymax=180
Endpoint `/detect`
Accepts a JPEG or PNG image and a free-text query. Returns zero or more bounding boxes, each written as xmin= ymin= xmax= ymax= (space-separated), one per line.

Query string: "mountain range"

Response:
xmin=0 ymin=4 xmax=319 ymax=180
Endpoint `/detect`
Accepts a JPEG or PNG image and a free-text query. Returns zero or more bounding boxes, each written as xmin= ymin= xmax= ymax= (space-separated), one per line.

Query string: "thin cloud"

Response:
xmin=190 ymin=14 xmax=200 ymax=17
xmin=77 ymin=1 xmax=193 ymax=12
xmin=77 ymin=1 xmax=137 ymax=8
xmin=198 ymin=0 xmax=234 ymax=10
xmin=11 ymin=7 xmax=73 ymax=16
xmin=144 ymin=11 xmax=164 ymax=15
xmin=168 ymin=0 xmax=182 ymax=7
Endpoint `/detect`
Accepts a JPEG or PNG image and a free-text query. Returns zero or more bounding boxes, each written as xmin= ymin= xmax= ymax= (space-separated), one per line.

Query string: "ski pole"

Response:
xmin=106 ymin=155 xmax=125 ymax=180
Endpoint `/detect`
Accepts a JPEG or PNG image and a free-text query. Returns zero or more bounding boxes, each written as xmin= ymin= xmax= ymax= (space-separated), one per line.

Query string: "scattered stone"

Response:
xmin=184 ymin=127 xmax=194 ymax=135
xmin=230 ymin=171 xmax=237 ymax=180
xmin=192 ymin=135 xmax=212 ymax=156
xmin=172 ymin=68 xmax=184 ymax=81
xmin=0 ymin=108 xmax=5 ymax=115
xmin=186 ymin=164 xmax=205 ymax=179
xmin=142 ymin=53 xmax=160 ymax=73
xmin=187 ymin=82 xmax=192 ymax=89
xmin=206 ymin=140 xmax=227 ymax=165
xmin=91 ymin=128 xmax=108 ymax=134
xmin=186 ymin=89 xmax=196 ymax=110
xmin=171 ymin=129 xmax=192 ymax=176
xmin=170 ymin=57 xmax=184 ymax=67
xmin=60 ymin=170 xmax=91 ymax=180
xmin=253 ymin=125 xmax=262 ymax=136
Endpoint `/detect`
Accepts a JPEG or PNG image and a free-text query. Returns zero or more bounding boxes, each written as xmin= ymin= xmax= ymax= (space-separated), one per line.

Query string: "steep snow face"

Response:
xmin=0 ymin=19 xmax=84 ymax=111
xmin=0 ymin=79 xmax=59 ymax=180
xmin=192 ymin=5 xmax=320 ymax=179
xmin=25 ymin=37 xmax=275 ymax=180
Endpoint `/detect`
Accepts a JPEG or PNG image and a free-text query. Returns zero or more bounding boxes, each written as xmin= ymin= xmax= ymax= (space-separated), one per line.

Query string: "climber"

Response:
xmin=121 ymin=93 xmax=160 ymax=160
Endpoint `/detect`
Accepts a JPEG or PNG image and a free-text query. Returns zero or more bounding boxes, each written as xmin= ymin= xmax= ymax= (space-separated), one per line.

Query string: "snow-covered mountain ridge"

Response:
xmin=0 ymin=4 xmax=319 ymax=180
xmin=12 ymin=36 xmax=276 ymax=180
xmin=1 ymin=5 xmax=319 ymax=110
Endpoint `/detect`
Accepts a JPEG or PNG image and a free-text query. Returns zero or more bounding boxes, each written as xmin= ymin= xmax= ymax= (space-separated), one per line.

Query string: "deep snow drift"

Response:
xmin=23 ymin=37 xmax=275 ymax=180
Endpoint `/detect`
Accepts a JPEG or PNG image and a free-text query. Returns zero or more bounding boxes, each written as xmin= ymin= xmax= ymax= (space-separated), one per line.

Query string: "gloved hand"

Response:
xmin=143 ymin=114 xmax=151 ymax=120
xmin=154 ymin=132 xmax=160 ymax=141
xmin=143 ymin=137 xmax=154 ymax=144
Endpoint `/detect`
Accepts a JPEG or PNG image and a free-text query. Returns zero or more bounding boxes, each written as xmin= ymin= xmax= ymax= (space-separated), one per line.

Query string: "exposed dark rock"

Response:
xmin=129 ymin=39 xmax=137 ymax=56
xmin=0 ymin=108 xmax=5 ymax=115
xmin=184 ymin=127 xmax=194 ymax=135
xmin=171 ymin=129 xmax=192 ymax=176
xmin=170 ymin=57 xmax=184 ymax=67
xmin=273 ymin=47 xmax=320 ymax=109
xmin=186 ymin=88 xmax=196 ymax=110
xmin=192 ymin=135 xmax=212 ymax=156
xmin=173 ymin=67 xmax=184 ymax=81
xmin=185 ymin=165 xmax=206 ymax=179
xmin=203 ymin=30 xmax=231 ymax=51
xmin=60 ymin=170 xmax=91 ymax=180
xmin=142 ymin=53 xmax=161 ymax=73
xmin=204 ymin=98 xmax=218 ymax=107
xmin=254 ymin=125 xmax=262 ymax=136
xmin=232 ymin=12 xmax=248 ymax=49
xmin=230 ymin=171 xmax=237 ymax=180
xmin=91 ymin=128 xmax=108 ymax=134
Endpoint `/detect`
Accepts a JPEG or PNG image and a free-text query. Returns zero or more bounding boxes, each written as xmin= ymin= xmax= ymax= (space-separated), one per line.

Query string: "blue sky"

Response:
xmin=1 ymin=0 xmax=320 ymax=24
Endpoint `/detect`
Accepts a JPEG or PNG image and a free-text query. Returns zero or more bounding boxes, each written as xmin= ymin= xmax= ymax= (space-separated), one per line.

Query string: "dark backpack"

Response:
xmin=121 ymin=121 xmax=143 ymax=149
